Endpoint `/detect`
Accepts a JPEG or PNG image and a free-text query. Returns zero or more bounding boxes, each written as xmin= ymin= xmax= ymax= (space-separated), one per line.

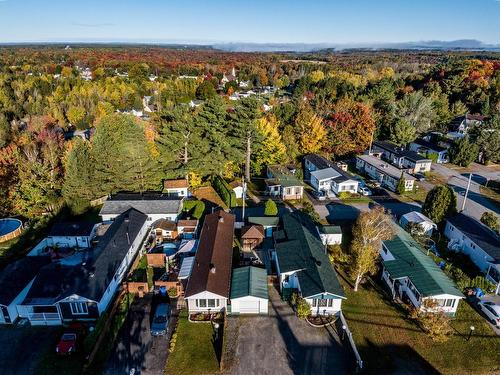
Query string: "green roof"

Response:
xmin=267 ymin=165 xmax=302 ymax=187
xmin=275 ymin=212 xmax=345 ymax=299
xmin=230 ymin=266 xmax=268 ymax=299
xmin=248 ymin=216 xmax=279 ymax=227
xmin=318 ymin=225 xmax=342 ymax=235
xmin=383 ymin=227 xmax=463 ymax=298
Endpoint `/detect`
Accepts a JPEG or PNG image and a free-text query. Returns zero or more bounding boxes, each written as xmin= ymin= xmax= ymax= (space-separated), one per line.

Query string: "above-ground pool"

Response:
xmin=0 ymin=218 xmax=23 ymax=243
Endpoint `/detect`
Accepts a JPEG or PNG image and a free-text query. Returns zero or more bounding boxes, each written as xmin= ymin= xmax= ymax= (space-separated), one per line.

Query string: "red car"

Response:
xmin=56 ymin=333 xmax=77 ymax=355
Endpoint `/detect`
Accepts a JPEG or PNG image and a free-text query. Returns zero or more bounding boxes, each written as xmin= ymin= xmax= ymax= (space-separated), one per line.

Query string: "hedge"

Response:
xmin=212 ymin=175 xmax=237 ymax=208
xmin=182 ymin=200 xmax=205 ymax=219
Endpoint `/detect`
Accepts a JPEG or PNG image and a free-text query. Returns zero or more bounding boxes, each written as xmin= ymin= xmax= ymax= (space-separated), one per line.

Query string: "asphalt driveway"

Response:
xmin=0 ymin=324 xmax=60 ymax=375
xmin=104 ymin=293 xmax=176 ymax=375
xmin=226 ymin=287 xmax=353 ymax=375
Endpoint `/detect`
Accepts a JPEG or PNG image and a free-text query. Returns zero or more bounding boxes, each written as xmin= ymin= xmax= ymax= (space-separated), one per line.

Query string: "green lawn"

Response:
xmin=340 ymin=276 xmax=500 ymax=374
xmin=165 ymin=310 xmax=220 ymax=375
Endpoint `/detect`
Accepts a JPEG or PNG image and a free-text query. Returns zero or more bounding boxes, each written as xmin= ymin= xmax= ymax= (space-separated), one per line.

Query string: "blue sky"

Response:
xmin=0 ymin=0 xmax=499 ymax=44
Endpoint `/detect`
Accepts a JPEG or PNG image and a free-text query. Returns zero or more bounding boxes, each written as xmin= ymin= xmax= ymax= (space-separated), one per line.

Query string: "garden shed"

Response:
xmin=230 ymin=266 xmax=268 ymax=315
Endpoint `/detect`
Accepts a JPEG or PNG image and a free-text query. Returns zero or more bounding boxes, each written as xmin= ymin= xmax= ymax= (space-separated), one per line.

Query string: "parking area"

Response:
xmin=225 ymin=287 xmax=353 ymax=375
xmin=104 ymin=293 xmax=176 ymax=375
xmin=0 ymin=324 xmax=61 ymax=375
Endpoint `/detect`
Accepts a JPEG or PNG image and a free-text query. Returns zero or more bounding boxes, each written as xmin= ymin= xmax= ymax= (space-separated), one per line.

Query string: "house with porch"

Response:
xmin=444 ymin=214 xmax=500 ymax=294
xmin=265 ymin=165 xmax=303 ymax=201
xmin=380 ymin=227 xmax=463 ymax=315
xmin=46 ymin=222 xmax=97 ymax=249
xmin=356 ymin=154 xmax=415 ymax=192
xmin=99 ymin=192 xmax=183 ymax=222
xmin=0 ymin=256 xmax=51 ymax=324
xmin=163 ymin=179 xmax=190 ymax=198
xmin=18 ymin=209 xmax=149 ymax=325
xmin=371 ymin=141 xmax=432 ymax=174
xmin=273 ymin=212 xmax=346 ymax=316
xmin=185 ymin=211 xmax=235 ymax=314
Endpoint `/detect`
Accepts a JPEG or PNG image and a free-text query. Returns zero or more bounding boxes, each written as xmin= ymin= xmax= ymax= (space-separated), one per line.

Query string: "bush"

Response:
xmin=480 ymin=212 xmax=499 ymax=233
xmin=338 ymin=191 xmax=352 ymax=199
xmin=301 ymin=200 xmax=320 ymax=224
xmin=212 ymin=175 xmax=237 ymax=208
xmin=409 ymin=299 xmax=452 ymax=342
xmin=296 ymin=297 xmax=311 ymax=319
xmin=168 ymin=287 xmax=178 ymax=298
xmin=264 ymin=199 xmax=278 ymax=216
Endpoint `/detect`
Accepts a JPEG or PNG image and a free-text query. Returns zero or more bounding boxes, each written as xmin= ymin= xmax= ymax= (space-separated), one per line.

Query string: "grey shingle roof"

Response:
xmin=100 ymin=192 xmax=182 ymax=216
xmin=275 ymin=212 xmax=345 ymax=298
xmin=48 ymin=222 xmax=95 ymax=237
xmin=230 ymin=266 xmax=268 ymax=299
xmin=447 ymin=214 xmax=500 ymax=260
xmin=24 ymin=209 xmax=148 ymax=304
xmin=311 ymin=167 xmax=341 ymax=181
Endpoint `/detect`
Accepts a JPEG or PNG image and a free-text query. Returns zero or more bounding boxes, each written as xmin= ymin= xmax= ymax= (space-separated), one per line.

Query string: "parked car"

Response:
xmin=151 ymin=303 xmax=170 ymax=336
xmin=414 ymin=173 xmax=426 ymax=181
xmin=367 ymin=179 xmax=381 ymax=188
xmin=312 ymin=190 xmax=326 ymax=201
xmin=358 ymin=186 xmax=372 ymax=196
xmin=478 ymin=301 xmax=500 ymax=326
xmin=56 ymin=333 xmax=77 ymax=355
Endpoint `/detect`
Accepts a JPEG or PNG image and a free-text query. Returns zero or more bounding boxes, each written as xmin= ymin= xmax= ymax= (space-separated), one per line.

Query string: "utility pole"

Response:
xmin=241 ymin=175 xmax=246 ymax=221
xmin=368 ymin=127 xmax=375 ymax=155
xmin=461 ymin=173 xmax=472 ymax=212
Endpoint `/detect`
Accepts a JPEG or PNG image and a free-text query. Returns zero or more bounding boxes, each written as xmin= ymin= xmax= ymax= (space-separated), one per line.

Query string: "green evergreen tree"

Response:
xmin=422 ymin=185 xmax=457 ymax=224
xmin=448 ymin=137 xmax=479 ymax=167
xmin=264 ymin=199 xmax=278 ymax=216
xmin=396 ymin=173 xmax=406 ymax=195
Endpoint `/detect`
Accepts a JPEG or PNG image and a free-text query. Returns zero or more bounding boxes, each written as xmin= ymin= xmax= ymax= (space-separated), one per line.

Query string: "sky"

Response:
xmin=0 ymin=0 xmax=499 ymax=45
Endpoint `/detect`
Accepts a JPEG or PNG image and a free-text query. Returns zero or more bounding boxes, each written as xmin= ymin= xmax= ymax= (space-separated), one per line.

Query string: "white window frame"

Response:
xmin=69 ymin=301 xmax=88 ymax=315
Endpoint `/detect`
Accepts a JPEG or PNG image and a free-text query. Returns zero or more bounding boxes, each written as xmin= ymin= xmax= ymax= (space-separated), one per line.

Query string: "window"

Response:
xmin=318 ymin=299 xmax=328 ymax=307
xmin=69 ymin=302 xmax=88 ymax=315
xmin=207 ymin=299 xmax=216 ymax=308
xmin=328 ymin=299 xmax=333 ymax=307
xmin=312 ymin=299 xmax=317 ymax=307
xmin=197 ymin=299 xmax=207 ymax=308
xmin=445 ymin=299 xmax=455 ymax=308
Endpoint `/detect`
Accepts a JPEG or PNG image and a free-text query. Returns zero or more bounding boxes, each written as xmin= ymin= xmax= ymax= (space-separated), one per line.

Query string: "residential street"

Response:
xmin=104 ymin=293 xmax=175 ymax=375
xmin=430 ymin=163 xmax=499 ymax=220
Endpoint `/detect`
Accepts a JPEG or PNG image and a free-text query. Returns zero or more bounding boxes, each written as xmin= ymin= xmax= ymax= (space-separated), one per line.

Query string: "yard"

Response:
xmin=339 ymin=275 xmax=500 ymax=374
xmin=164 ymin=310 xmax=220 ymax=375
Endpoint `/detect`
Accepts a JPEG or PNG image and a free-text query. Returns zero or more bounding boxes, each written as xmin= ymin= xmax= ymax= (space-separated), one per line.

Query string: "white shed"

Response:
xmin=399 ymin=211 xmax=437 ymax=236
xmin=230 ymin=266 xmax=268 ymax=315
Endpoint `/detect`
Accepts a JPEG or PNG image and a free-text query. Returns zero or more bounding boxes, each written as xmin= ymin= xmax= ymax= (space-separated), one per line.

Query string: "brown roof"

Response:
xmin=229 ymin=180 xmax=242 ymax=188
xmin=164 ymin=179 xmax=189 ymax=189
xmin=153 ymin=219 xmax=177 ymax=231
xmin=241 ymin=225 xmax=264 ymax=239
xmin=177 ymin=219 xmax=198 ymax=228
xmin=185 ymin=211 xmax=235 ymax=298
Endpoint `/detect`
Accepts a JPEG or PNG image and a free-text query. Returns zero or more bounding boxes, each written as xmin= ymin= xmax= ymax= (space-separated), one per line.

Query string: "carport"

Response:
xmin=229 ymin=266 xmax=268 ymax=315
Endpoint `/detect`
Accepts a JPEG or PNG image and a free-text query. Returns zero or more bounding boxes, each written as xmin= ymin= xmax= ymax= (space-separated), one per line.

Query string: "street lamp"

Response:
xmin=213 ymin=322 xmax=220 ymax=341
xmin=342 ymin=324 xmax=347 ymax=340
xmin=467 ymin=325 xmax=475 ymax=341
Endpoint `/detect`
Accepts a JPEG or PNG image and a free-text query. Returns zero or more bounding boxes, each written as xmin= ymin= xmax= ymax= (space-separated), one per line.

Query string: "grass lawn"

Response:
xmin=165 ymin=310 xmax=220 ymax=375
xmin=340 ymin=275 xmax=500 ymax=374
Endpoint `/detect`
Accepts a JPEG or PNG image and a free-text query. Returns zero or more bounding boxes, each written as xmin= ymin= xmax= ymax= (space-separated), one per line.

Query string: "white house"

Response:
xmin=185 ymin=211 xmax=235 ymax=314
xmin=163 ymin=179 xmax=190 ymax=198
xmin=46 ymin=222 xmax=97 ymax=249
xmin=372 ymin=141 xmax=432 ymax=174
xmin=265 ymin=165 xmax=303 ymax=201
xmin=304 ymin=154 xmax=359 ymax=195
xmin=99 ymin=192 xmax=183 ymax=222
xmin=380 ymin=227 xmax=463 ymax=315
xmin=399 ymin=211 xmax=437 ymax=236
xmin=229 ymin=180 xmax=244 ymax=199
xmin=18 ymin=209 xmax=149 ymax=325
xmin=273 ymin=212 xmax=346 ymax=316
xmin=0 ymin=257 xmax=51 ymax=324
xmin=444 ymin=214 xmax=500 ymax=293
xmin=229 ymin=266 xmax=268 ymax=315
xmin=448 ymin=114 xmax=484 ymax=137
xmin=316 ymin=225 xmax=342 ymax=246
xmin=356 ymin=154 xmax=415 ymax=192
xmin=409 ymin=139 xmax=449 ymax=164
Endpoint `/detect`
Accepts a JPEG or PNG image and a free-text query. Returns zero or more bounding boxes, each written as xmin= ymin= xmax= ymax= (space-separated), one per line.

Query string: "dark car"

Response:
xmin=56 ymin=333 xmax=77 ymax=355
xmin=414 ymin=173 xmax=426 ymax=181
xmin=151 ymin=303 xmax=170 ymax=336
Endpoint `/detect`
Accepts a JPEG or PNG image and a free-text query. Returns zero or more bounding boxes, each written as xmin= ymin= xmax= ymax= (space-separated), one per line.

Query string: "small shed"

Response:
xmin=241 ymin=225 xmax=265 ymax=251
xmin=399 ymin=211 xmax=437 ymax=236
xmin=229 ymin=181 xmax=244 ymax=199
xmin=230 ymin=266 xmax=268 ymax=315
xmin=316 ymin=225 xmax=342 ymax=245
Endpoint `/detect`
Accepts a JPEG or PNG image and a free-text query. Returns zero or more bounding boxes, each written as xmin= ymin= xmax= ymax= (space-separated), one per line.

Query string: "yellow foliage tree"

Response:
xmin=255 ymin=115 xmax=286 ymax=169
xmin=295 ymin=103 xmax=326 ymax=154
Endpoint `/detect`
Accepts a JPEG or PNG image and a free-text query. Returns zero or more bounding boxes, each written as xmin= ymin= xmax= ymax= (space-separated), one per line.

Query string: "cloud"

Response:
xmin=71 ymin=22 xmax=114 ymax=28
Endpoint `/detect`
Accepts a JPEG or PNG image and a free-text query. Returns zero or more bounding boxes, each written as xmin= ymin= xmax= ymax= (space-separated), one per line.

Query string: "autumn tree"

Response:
xmin=294 ymin=103 xmax=326 ymax=154
xmin=254 ymin=114 xmax=286 ymax=173
xmin=422 ymin=185 xmax=457 ymax=224
xmin=324 ymin=98 xmax=376 ymax=157
xmin=195 ymin=80 xmax=216 ymax=100
xmin=0 ymin=114 xmax=10 ymax=147
xmin=409 ymin=299 xmax=453 ymax=342
xmin=480 ymin=212 xmax=499 ymax=233
xmin=349 ymin=207 xmax=395 ymax=291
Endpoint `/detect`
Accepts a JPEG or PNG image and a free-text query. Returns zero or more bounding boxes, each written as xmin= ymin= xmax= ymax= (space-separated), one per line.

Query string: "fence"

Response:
xmin=337 ymin=311 xmax=363 ymax=371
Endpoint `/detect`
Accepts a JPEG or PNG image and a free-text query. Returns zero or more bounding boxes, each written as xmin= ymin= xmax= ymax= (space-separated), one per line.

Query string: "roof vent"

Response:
xmin=209 ymin=263 xmax=216 ymax=274
xmin=89 ymin=272 xmax=95 ymax=278
xmin=219 ymin=216 xmax=224 ymax=223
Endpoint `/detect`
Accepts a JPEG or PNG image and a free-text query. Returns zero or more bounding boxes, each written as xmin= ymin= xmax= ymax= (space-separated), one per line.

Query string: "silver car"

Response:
xmin=478 ymin=301 xmax=500 ymax=327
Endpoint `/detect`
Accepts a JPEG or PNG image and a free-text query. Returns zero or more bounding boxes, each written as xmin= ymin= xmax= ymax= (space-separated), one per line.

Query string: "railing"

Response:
xmin=29 ymin=312 xmax=61 ymax=321
xmin=338 ymin=311 xmax=363 ymax=371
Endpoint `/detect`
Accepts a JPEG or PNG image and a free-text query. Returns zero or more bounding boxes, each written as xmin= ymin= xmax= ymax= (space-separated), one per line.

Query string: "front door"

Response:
xmin=1 ymin=306 xmax=11 ymax=323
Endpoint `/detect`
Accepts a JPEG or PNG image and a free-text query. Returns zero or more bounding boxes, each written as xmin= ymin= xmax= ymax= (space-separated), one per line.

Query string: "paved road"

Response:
xmin=0 ymin=324 xmax=60 ymax=375
xmin=226 ymin=287 xmax=352 ymax=375
xmin=431 ymin=164 xmax=499 ymax=220
xmin=104 ymin=293 xmax=175 ymax=375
